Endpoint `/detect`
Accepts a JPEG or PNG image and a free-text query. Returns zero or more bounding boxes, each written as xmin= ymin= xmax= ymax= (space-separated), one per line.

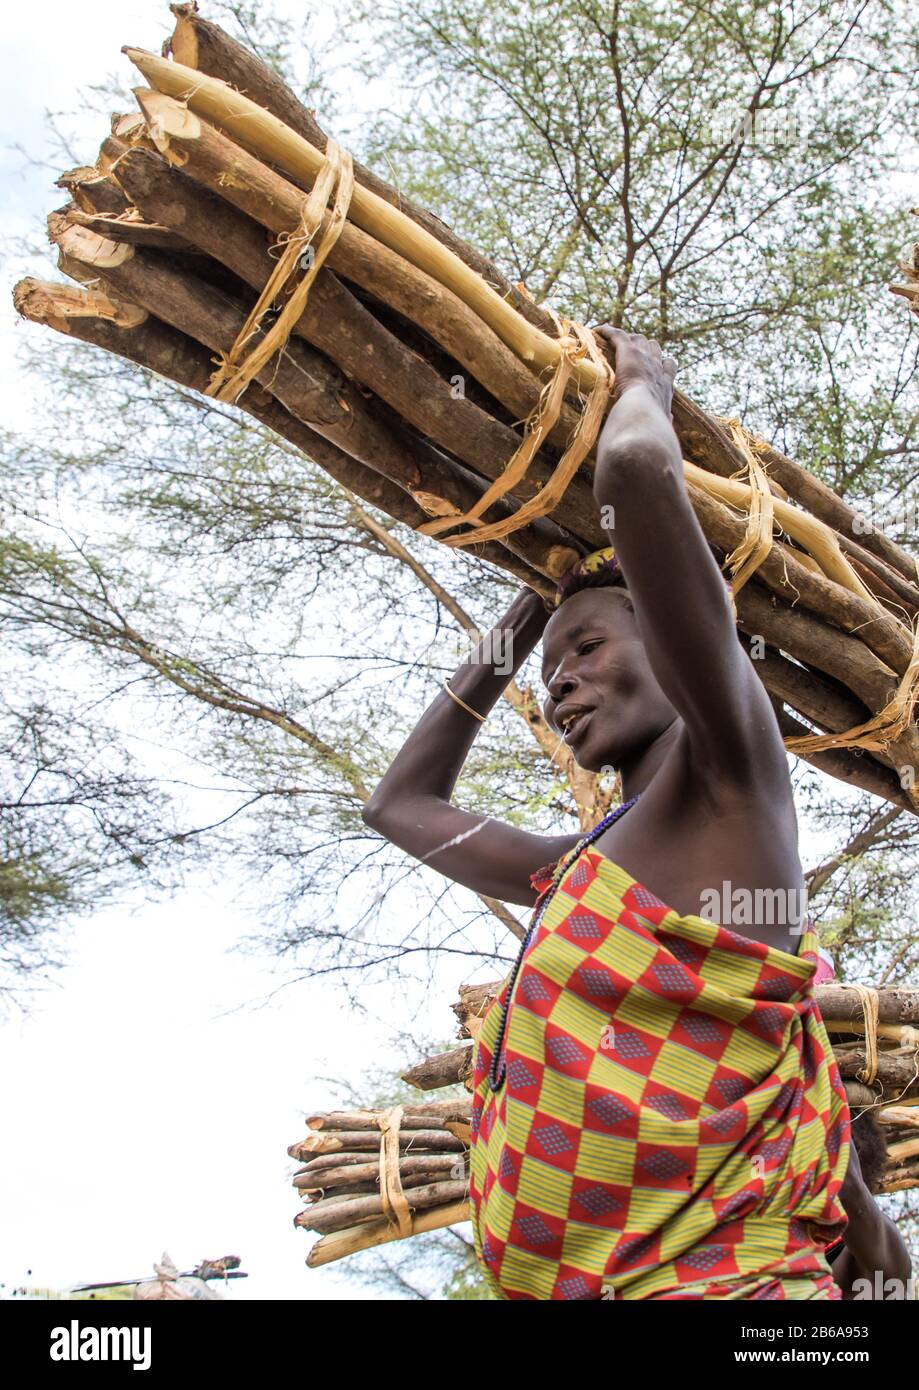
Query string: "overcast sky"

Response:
xmin=0 ymin=0 xmax=466 ymax=1303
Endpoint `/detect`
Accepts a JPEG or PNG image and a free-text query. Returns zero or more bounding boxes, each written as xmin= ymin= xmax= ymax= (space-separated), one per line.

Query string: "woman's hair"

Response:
xmin=851 ymin=1111 xmax=889 ymax=1194
xmin=558 ymin=563 xmax=634 ymax=610
xmin=555 ymin=543 xmax=736 ymax=618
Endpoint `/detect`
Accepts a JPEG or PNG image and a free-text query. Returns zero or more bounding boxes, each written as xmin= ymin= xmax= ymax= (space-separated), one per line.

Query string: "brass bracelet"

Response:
xmin=442 ymin=678 xmax=487 ymax=723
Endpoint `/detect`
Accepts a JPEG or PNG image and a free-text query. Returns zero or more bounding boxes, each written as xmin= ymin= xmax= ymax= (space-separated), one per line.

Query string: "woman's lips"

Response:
xmin=563 ymin=709 xmax=593 ymax=746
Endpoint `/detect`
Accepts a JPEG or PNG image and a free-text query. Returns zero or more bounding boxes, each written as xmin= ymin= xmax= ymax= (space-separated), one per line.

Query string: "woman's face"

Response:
xmin=540 ymin=588 xmax=678 ymax=773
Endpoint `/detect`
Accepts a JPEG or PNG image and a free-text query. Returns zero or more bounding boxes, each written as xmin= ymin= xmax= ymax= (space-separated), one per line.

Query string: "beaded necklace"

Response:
xmin=486 ymin=792 xmax=641 ymax=1093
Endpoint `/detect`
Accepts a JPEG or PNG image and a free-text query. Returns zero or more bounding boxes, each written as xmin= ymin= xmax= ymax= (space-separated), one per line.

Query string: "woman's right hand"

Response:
xmin=361 ymin=581 xmax=580 ymax=905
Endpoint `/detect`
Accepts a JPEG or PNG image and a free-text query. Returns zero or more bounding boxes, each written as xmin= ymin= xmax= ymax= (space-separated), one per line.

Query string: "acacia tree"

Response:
xmin=5 ymin=0 xmax=918 ymax=971
xmin=3 ymin=0 xmax=919 ymax=1277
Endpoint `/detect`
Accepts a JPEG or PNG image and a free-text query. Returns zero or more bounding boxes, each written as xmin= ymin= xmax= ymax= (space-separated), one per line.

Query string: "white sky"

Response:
xmin=0 ymin=0 xmax=465 ymax=1302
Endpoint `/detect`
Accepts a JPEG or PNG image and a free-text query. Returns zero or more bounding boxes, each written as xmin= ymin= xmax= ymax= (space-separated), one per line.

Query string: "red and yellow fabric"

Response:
xmin=469 ymin=847 xmax=850 ymax=1300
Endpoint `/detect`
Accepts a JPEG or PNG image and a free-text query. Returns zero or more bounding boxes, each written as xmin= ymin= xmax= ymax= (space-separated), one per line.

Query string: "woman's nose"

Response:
xmin=547 ymin=666 xmax=578 ymax=702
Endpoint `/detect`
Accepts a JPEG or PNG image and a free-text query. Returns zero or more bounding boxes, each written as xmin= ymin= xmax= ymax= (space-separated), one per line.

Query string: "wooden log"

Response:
xmin=48 ymin=233 xmax=572 ymax=586
xmin=293 ymin=1152 xmax=379 ymax=1174
xmin=52 ymin=227 xmax=912 ymax=806
xmin=288 ymin=1129 xmax=465 ymax=1160
xmin=876 ymin=1106 xmax=919 ymax=1128
xmin=18 ymin=33 xmax=919 ymax=812
xmin=683 ymin=463 xmax=876 ymax=605
xmin=823 ymin=1020 xmax=919 ymax=1042
xmin=305 ymin=1109 xmax=465 ymax=1131
xmin=735 ymin=583 xmax=899 ymax=713
xmin=47 ymin=242 xmax=577 ymax=585
xmin=832 ymin=1046 xmax=919 ymax=1092
xmin=845 ymin=1080 xmax=884 ymax=1108
xmin=669 ymin=395 xmax=753 ymax=483
xmin=116 ymin=114 xmax=884 ymax=606
xmin=841 ymin=544 xmax=919 ymax=621
xmin=64 ymin=204 xmax=192 ymax=251
xmin=112 ymin=136 xmax=583 ymax=455
xmin=302 ymin=1182 xmax=380 ymax=1202
xmin=293 ymin=1178 xmax=467 ymax=1234
xmin=880 ymin=1127 xmax=919 ymax=1148
xmin=11 ymin=275 xmax=146 ymax=332
xmin=56 ymin=165 xmax=129 ymax=215
xmin=301 ymin=1169 xmax=454 ymax=1202
xmin=115 ymin=39 xmax=918 ymax=597
xmin=163 ymin=3 xmax=552 ymax=334
xmin=454 ymin=982 xmax=501 ymax=1038
xmin=687 ymin=484 xmax=914 ymax=678
xmin=755 ymin=437 xmax=919 ymax=588
xmin=293 ymin=1154 xmax=461 ymax=1190
xmin=402 ymin=1044 xmax=473 ymax=1091
xmin=401 ymin=1099 xmax=472 ymax=1119
xmin=305 ymin=1199 xmax=470 ymax=1266
xmin=816 ymin=986 xmax=919 ymax=1027
xmin=877 ymin=1169 xmax=919 ymax=1193
xmin=40 ymin=41 xmax=919 ymax=645
xmin=12 ymin=278 xmax=557 ymax=599
xmin=126 ymin=50 xmax=594 ymax=386
xmin=99 ymin=152 xmax=601 ymax=545
xmin=295 ymin=1179 xmax=468 ymax=1234
xmin=109 ymin=110 xmax=156 ymax=153
xmin=887 ymin=1136 xmax=919 ymax=1163
xmin=670 ymin=392 xmax=919 ymax=602
xmin=772 ymin=704 xmax=915 ymax=810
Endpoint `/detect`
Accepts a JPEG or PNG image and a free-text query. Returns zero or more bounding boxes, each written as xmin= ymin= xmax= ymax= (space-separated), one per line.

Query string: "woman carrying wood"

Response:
xmin=364 ymin=328 xmax=864 ymax=1300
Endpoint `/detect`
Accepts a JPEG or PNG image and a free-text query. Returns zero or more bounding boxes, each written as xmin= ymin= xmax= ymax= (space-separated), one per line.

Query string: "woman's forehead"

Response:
xmin=540 ymin=590 xmax=628 ymax=673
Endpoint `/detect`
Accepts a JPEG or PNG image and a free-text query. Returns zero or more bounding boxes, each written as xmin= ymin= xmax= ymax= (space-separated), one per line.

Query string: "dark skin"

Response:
xmin=831 ymin=1143 xmax=912 ymax=1299
xmin=363 ymin=327 xmax=875 ymax=1239
xmin=364 ymin=328 xmax=797 ymax=938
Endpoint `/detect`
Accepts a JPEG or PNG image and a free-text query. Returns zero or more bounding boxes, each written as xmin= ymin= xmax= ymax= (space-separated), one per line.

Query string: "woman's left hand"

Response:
xmin=595 ymin=325 xmax=677 ymax=416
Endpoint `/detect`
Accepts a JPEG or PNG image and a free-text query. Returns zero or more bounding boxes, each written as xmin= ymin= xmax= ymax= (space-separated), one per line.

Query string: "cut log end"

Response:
xmin=166 ymin=3 xmax=200 ymax=69
xmin=64 ymin=206 xmax=190 ymax=252
xmin=410 ymin=490 xmax=462 ymax=519
xmin=544 ymin=544 xmax=581 ymax=579
xmin=12 ymin=277 xmax=147 ymax=332
xmin=134 ymin=87 xmax=202 ymax=152
xmin=48 ymin=210 xmax=136 ymax=271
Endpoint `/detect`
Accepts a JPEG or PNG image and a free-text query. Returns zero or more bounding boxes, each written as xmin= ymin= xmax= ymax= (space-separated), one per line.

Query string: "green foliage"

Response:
xmin=4 ymin=0 xmax=919 ymax=1279
xmin=349 ymin=0 xmax=919 ymax=487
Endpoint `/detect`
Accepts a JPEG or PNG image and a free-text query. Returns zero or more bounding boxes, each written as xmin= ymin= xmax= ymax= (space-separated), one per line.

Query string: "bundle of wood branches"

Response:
xmin=874 ymin=1107 xmax=919 ymax=1193
xmin=12 ymin=3 xmax=919 ymax=813
xmin=450 ymin=979 xmax=919 ymax=1110
xmin=288 ymin=1100 xmax=471 ymax=1266
xmin=292 ymin=978 xmax=919 ymax=1268
xmin=442 ymin=979 xmax=919 ymax=1185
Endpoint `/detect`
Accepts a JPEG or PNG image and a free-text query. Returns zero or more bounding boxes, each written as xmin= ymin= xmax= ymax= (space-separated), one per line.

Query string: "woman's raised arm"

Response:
xmin=362 ymin=586 xmax=582 ymax=905
xmin=593 ymin=327 xmax=787 ymax=791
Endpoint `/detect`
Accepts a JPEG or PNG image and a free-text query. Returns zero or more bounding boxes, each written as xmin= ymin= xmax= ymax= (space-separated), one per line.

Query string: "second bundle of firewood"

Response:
xmin=289 ymin=1100 xmax=471 ymax=1267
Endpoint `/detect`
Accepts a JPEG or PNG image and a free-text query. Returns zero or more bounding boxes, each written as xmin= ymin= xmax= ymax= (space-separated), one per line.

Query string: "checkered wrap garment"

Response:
xmin=469 ymin=847 xmax=851 ymax=1300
